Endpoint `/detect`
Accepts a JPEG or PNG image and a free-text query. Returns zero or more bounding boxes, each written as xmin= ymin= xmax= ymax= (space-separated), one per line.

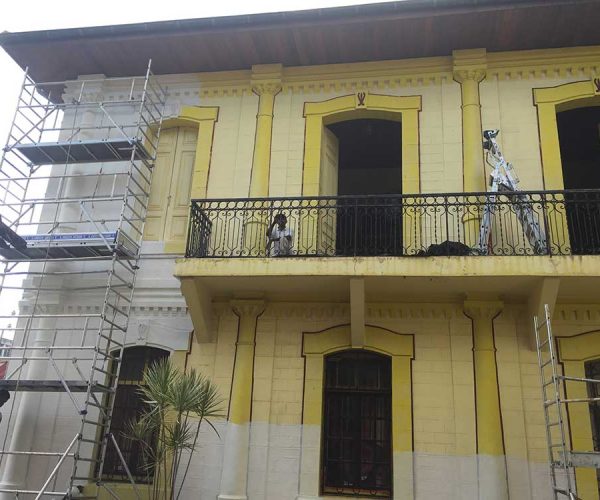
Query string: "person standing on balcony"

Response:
xmin=266 ymin=213 xmax=293 ymax=256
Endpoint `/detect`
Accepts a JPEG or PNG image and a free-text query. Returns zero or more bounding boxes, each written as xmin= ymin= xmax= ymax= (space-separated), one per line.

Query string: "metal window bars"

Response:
xmin=535 ymin=304 xmax=600 ymax=499
xmin=0 ymin=60 xmax=166 ymax=498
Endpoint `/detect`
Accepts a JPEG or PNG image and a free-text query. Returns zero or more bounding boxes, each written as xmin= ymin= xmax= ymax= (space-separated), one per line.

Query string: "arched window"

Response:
xmin=102 ymin=346 xmax=169 ymax=481
xmin=322 ymin=350 xmax=392 ymax=497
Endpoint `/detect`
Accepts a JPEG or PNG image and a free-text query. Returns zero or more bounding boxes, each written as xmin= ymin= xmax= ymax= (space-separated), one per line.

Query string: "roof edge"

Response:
xmin=0 ymin=0 xmax=592 ymax=46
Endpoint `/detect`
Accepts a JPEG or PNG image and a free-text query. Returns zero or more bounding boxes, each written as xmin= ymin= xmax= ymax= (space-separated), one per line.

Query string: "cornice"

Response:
xmin=194 ymin=46 xmax=600 ymax=97
xmin=19 ymin=303 xmax=189 ymax=317
xmin=553 ymin=304 xmax=600 ymax=322
xmin=487 ymin=46 xmax=600 ymax=81
xmin=212 ymin=301 xmax=499 ymax=320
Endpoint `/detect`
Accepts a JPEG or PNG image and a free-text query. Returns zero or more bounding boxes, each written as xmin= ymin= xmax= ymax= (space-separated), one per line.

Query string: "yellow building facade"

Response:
xmin=170 ymin=25 xmax=600 ymax=500
xmin=2 ymin=1 xmax=600 ymax=499
xmin=169 ymin=46 xmax=600 ymax=497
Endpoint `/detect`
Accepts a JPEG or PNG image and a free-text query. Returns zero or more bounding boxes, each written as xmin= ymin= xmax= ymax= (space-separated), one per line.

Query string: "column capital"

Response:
xmin=452 ymin=48 xmax=487 ymax=83
xmin=251 ymin=63 xmax=282 ymax=96
xmin=252 ymin=81 xmax=282 ymax=97
xmin=231 ymin=299 xmax=265 ymax=319
xmin=463 ymin=300 xmax=503 ymax=321
xmin=453 ymin=68 xmax=487 ymax=84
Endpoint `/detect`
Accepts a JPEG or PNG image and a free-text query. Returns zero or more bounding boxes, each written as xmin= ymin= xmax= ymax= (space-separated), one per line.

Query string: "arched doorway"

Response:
xmin=557 ymin=105 xmax=600 ymax=254
xmin=302 ymin=94 xmax=421 ymax=256
xmin=326 ymin=118 xmax=403 ymax=256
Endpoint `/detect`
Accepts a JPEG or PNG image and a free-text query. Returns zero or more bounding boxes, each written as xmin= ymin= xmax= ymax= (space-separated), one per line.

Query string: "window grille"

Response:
xmin=102 ymin=346 xmax=169 ymax=482
xmin=322 ymin=350 xmax=392 ymax=497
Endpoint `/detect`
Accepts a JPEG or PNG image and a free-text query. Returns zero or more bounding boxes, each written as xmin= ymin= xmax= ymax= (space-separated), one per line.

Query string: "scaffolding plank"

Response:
xmin=569 ymin=451 xmax=600 ymax=468
xmin=12 ymin=139 xmax=151 ymax=165
xmin=0 ymin=231 xmax=138 ymax=261
xmin=0 ymin=380 xmax=111 ymax=393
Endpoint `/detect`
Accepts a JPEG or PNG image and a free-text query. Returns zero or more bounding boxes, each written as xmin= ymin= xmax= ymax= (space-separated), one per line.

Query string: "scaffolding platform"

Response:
xmin=12 ymin=139 xmax=152 ymax=165
xmin=0 ymin=380 xmax=111 ymax=393
xmin=0 ymin=230 xmax=138 ymax=260
xmin=568 ymin=451 xmax=600 ymax=468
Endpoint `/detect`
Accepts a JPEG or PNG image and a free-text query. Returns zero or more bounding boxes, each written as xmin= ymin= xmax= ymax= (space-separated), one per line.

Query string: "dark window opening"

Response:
xmin=322 ymin=350 xmax=392 ymax=498
xmin=586 ymin=359 xmax=600 ymax=494
xmin=557 ymin=106 xmax=600 ymax=254
xmin=327 ymin=119 xmax=402 ymax=256
xmin=102 ymin=346 xmax=169 ymax=482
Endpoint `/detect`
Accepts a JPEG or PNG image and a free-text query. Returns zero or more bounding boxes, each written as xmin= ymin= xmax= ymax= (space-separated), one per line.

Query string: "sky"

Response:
xmin=0 ymin=0 xmax=398 ymax=332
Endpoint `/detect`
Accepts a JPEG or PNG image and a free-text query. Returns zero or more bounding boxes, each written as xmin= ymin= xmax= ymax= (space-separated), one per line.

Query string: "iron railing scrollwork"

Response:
xmin=185 ymin=190 xmax=600 ymax=258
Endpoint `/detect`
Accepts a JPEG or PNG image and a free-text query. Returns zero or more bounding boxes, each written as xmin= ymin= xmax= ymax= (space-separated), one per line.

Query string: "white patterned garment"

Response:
xmin=268 ymin=226 xmax=293 ymax=256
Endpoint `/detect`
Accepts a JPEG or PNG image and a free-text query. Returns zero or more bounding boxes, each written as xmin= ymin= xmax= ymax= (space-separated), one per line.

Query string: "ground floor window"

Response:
xmin=102 ymin=346 xmax=169 ymax=482
xmin=322 ymin=350 xmax=392 ymax=497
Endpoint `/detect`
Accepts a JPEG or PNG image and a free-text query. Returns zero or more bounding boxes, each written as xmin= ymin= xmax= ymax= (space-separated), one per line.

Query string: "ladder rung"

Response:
xmin=541 ymin=359 xmax=553 ymax=368
xmin=77 ymin=456 xmax=101 ymax=463
xmin=538 ymin=338 xmax=549 ymax=348
xmin=86 ymin=400 xmax=111 ymax=410
xmin=79 ymin=438 xmax=103 ymax=445
xmin=82 ymin=418 xmax=108 ymax=427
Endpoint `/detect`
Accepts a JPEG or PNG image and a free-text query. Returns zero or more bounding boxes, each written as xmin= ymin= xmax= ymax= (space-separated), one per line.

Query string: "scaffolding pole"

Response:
xmin=0 ymin=59 xmax=166 ymax=498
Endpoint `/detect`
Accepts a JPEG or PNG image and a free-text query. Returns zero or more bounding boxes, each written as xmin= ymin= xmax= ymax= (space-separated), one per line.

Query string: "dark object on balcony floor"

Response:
xmin=418 ymin=240 xmax=473 ymax=257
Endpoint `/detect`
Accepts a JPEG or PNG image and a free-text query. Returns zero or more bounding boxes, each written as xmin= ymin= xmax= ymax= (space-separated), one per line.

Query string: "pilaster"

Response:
xmin=463 ymin=299 xmax=508 ymax=500
xmin=218 ymin=300 xmax=265 ymax=500
xmin=454 ymin=49 xmax=487 ymax=246
xmin=249 ymin=64 xmax=282 ymax=198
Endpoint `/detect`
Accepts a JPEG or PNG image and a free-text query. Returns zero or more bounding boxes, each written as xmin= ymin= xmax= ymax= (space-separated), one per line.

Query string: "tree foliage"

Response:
xmin=127 ymin=359 xmax=223 ymax=500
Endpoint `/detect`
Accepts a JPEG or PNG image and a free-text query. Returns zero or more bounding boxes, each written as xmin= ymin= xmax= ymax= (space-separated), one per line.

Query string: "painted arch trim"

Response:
xmin=156 ymin=105 xmax=219 ymax=253
xmin=299 ymin=324 xmax=414 ymax=499
xmin=533 ymin=79 xmax=599 ymax=190
xmin=302 ymin=93 xmax=422 ymax=196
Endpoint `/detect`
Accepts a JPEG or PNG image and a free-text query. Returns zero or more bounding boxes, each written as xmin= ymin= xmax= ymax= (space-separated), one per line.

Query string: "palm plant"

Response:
xmin=127 ymin=358 xmax=223 ymax=500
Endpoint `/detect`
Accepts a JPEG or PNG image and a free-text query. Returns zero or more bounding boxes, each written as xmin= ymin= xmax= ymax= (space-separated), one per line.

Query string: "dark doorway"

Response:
xmin=322 ymin=350 xmax=392 ymax=498
xmin=557 ymin=106 xmax=600 ymax=254
xmin=327 ymin=119 xmax=402 ymax=256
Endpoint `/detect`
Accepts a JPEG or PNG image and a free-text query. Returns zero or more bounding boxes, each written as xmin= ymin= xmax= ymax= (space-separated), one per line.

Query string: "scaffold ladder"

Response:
xmin=478 ymin=129 xmax=548 ymax=255
xmin=0 ymin=59 xmax=167 ymax=498
xmin=534 ymin=304 xmax=600 ymax=499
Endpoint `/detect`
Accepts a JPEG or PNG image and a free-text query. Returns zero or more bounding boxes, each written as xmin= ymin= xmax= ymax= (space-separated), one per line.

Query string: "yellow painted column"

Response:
xmin=463 ymin=300 xmax=508 ymax=500
xmin=454 ymin=49 xmax=487 ymax=247
xmin=244 ymin=65 xmax=282 ymax=255
xmin=218 ymin=300 xmax=265 ymax=500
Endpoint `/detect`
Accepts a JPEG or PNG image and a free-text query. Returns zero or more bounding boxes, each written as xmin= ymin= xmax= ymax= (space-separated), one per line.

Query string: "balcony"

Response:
xmin=175 ymin=190 xmax=600 ymax=340
xmin=185 ymin=190 xmax=600 ymax=259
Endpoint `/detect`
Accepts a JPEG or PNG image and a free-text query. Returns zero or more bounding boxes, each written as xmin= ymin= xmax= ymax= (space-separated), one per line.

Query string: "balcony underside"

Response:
xmin=178 ymin=192 xmax=600 ymax=341
xmin=176 ymin=255 xmax=600 ymax=301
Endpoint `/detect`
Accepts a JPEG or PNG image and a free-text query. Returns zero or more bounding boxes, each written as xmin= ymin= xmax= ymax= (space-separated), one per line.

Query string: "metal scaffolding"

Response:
xmin=0 ymin=60 xmax=166 ymax=498
xmin=535 ymin=304 xmax=600 ymax=500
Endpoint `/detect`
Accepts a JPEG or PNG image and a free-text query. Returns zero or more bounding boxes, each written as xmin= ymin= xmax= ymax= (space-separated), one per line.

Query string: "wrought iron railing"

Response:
xmin=185 ymin=190 xmax=600 ymax=258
